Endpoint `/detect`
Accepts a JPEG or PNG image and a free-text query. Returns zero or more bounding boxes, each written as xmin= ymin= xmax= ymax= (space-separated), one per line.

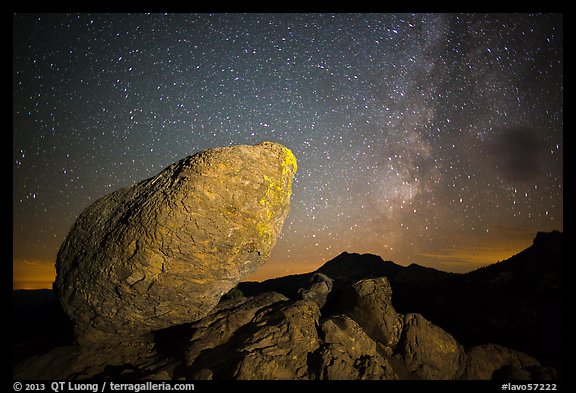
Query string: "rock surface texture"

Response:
xmin=54 ymin=142 xmax=297 ymax=345
xmin=317 ymin=315 xmax=398 ymax=380
xmin=464 ymin=344 xmax=541 ymax=380
xmin=176 ymin=275 xmax=540 ymax=380
xmin=333 ymin=277 xmax=404 ymax=349
xmin=15 ymin=275 xmax=550 ymax=380
xmin=398 ymin=313 xmax=466 ymax=380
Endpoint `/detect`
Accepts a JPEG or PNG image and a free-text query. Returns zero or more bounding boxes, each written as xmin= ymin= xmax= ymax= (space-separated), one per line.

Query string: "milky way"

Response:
xmin=13 ymin=13 xmax=563 ymax=287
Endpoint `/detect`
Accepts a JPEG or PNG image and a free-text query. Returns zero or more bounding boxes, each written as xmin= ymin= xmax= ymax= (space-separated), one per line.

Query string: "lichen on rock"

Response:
xmin=54 ymin=141 xmax=297 ymax=346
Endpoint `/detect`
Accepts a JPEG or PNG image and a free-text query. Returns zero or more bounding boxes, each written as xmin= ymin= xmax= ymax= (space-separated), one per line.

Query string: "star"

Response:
xmin=13 ymin=13 xmax=563 ymax=288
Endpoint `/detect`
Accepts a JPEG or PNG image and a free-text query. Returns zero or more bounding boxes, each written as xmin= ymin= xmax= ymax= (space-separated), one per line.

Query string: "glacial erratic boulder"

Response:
xmin=54 ymin=142 xmax=297 ymax=345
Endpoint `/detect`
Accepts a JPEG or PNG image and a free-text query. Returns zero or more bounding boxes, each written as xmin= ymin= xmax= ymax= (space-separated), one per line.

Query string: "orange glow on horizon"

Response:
xmin=245 ymin=260 xmax=316 ymax=282
xmin=412 ymin=233 xmax=535 ymax=273
xmin=13 ymin=259 xmax=55 ymax=290
xmin=414 ymin=245 xmax=529 ymax=273
xmin=10 ymin=233 xmax=539 ymax=289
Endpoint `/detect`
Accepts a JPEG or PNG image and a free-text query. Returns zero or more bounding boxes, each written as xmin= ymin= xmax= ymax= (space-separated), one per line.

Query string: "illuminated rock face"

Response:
xmin=54 ymin=142 xmax=297 ymax=345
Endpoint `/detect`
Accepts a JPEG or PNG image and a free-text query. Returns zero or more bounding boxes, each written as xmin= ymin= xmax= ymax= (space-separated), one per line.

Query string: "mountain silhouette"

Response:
xmin=238 ymin=231 xmax=563 ymax=368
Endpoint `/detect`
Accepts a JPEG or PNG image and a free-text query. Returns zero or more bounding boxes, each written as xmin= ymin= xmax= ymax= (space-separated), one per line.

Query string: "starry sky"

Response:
xmin=13 ymin=13 xmax=563 ymax=289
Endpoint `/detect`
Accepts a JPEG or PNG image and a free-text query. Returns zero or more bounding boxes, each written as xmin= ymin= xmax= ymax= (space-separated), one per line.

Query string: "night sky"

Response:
xmin=13 ymin=13 xmax=563 ymax=289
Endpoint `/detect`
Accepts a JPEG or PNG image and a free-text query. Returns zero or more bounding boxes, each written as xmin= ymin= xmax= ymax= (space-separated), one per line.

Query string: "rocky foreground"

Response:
xmin=14 ymin=274 xmax=552 ymax=380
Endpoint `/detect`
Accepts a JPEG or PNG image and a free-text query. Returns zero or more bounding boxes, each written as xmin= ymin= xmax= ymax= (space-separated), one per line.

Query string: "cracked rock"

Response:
xmin=54 ymin=142 xmax=297 ymax=346
xmin=186 ymin=299 xmax=321 ymax=380
xmin=317 ymin=315 xmax=398 ymax=380
xmin=398 ymin=313 xmax=466 ymax=380
xmin=332 ymin=277 xmax=404 ymax=349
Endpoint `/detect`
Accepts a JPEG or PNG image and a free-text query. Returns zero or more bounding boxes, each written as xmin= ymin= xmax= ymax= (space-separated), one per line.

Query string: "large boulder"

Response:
xmin=54 ymin=142 xmax=297 ymax=345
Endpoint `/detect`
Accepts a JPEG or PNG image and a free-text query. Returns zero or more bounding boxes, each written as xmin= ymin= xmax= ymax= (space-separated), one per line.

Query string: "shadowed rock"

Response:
xmin=185 ymin=292 xmax=289 ymax=367
xmin=54 ymin=142 xmax=297 ymax=346
xmin=464 ymin=344 xmax=541 ymax=380
xmin=318 ymin=315 xmax=397 ymax=380
xmin=186 ymin=299 xmax=321 ymax=380
xmin=333 ymin=277 xmax=403 ymax=349
xmin=398 ymin=313 xmax=466 ymax=380
xmin=297 ymin=272 xmax=333 ymax=307
xmin=230 ymin=300 xmax=321 ymax=379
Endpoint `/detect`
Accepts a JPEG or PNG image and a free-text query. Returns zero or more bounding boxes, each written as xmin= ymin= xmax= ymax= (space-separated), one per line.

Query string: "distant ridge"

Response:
xmin=238 ymin=231 xmax=563 ymax=366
